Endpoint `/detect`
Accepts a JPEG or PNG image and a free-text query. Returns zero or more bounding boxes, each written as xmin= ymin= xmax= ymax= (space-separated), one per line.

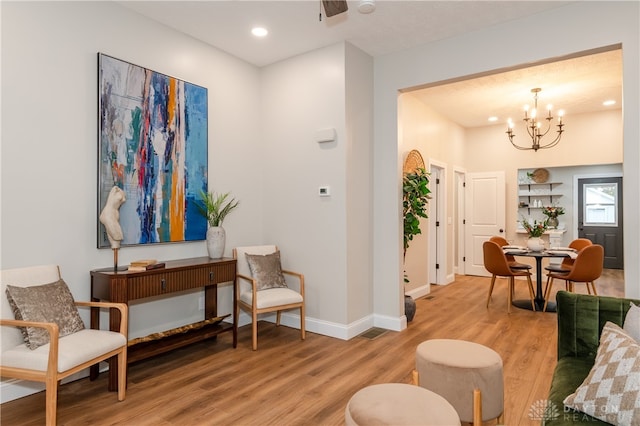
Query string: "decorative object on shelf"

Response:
xmin=521 ymin=217 xmax=548 ymax=251
xmin=99 ymin=186 xmax=126 ymax=270
xmin=531 ymin=168 xmax=549 ymax=183
xmin=542 ymin=205 xmax=565 ymax=229
xmin=199 ymin=190 xmax=239 ymax=258
xmin=506 ymin=88 xmax=565 ymax=152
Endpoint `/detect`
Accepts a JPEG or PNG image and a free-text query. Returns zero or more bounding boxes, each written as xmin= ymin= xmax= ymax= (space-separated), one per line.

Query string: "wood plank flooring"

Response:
xmin=1 ymin=270 xmax=624 ymax=425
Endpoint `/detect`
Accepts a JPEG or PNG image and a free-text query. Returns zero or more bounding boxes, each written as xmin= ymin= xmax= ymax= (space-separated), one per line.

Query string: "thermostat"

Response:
xmin=319 ymin=186 xmax=331 ymax=197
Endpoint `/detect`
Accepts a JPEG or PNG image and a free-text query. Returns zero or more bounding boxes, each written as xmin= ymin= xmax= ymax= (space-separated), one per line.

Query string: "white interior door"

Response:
xmin=464 ymin=171 xmax=506 ymax=276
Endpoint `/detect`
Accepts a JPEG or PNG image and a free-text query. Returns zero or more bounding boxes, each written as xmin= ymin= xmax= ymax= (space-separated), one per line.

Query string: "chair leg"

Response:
xmin=543 ymin=275 xmax=555 ymax=313
xmin=507 ymin=277 xmax=513 ymax=314
xmin=300 ymin=305 xmax=306 ymax=341
xmin=252 ymin=310 xmax=258 ymax=351
xmin=411 ymin=369 xmax=419 ymax=385
xmin=486 ymin=275 xmax=497 ymax=308
xmin=473 ymin=388 xmax=482 ymax=426
xmin=117 ymin=348 xmax=127 ymax=401
xmin=591 ymin=281 xmax=598 ymax=295
xmin=45 ymin=374 xmax=58 ymax=426
xmin=525 ymin=274 xmax=535 ymax=311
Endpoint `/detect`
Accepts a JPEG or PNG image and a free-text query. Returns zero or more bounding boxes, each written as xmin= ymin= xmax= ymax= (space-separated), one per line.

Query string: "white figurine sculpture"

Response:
xmin=99 ymin=186 xmax=126 ymax=249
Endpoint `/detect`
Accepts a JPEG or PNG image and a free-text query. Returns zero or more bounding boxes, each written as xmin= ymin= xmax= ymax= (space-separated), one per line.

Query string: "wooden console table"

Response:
xmin=90 ymin=257 xmax=237 ymax=390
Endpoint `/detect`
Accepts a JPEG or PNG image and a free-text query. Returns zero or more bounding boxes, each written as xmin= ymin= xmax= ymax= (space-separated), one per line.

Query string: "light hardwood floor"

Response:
xmin=1 ymin=269 xmax=624 ymax=425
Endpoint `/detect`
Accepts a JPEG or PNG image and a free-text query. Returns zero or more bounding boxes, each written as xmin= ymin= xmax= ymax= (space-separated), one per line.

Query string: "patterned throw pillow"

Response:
xmin=5 ymin=279 xmax=85 ymax=349
xmin=245 ymin=251 xmax=288 ymax=291
xmin=624 ymin=302 xmax=640 ymax=343
xmin=564 ymin=322 xmax=640 ymax=425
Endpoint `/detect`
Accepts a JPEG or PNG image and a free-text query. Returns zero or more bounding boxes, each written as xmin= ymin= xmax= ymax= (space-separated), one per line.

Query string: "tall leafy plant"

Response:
xmin=403 ymin=168 xmax=431 ymax=257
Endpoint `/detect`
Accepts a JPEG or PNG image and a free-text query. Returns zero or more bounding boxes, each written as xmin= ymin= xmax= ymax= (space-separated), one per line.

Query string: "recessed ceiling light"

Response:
xmin=488 ymin=116 xmax=498 ymax=122
xmin=251 ymin=27 xmax=268 ymax=37
xmin=603 ymin=100 xmax=616 ymax=106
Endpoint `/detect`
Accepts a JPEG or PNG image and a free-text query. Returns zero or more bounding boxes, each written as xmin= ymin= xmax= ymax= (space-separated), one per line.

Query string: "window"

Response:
xmin=583 ymin=183 xmax=618 ymax=226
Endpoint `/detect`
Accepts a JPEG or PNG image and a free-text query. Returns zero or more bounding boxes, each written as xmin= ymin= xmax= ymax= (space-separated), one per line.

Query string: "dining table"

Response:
xmin=503 ymin=247 xmax=577 ymax=312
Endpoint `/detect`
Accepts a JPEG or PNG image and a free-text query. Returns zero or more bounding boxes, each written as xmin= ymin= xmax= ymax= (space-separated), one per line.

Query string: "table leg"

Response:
xmin=512 ymin=256 xmax=556 ymax=312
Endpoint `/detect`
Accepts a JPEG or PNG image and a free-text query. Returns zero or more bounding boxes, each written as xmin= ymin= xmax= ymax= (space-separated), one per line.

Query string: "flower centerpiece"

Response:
xmin=542 ymin=205 xmax=565 ymax=229
xmin=521 ymin=217 xmax=548 ymax=251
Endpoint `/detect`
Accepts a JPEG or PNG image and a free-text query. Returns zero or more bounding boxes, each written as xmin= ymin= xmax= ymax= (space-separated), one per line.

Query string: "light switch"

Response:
xmin=319 ymin=186 xmax=331 ymax=197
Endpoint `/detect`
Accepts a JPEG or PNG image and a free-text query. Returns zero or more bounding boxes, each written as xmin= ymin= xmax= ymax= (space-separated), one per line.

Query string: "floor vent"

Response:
xmin=358 ymin=327 xmax=388 ymax=340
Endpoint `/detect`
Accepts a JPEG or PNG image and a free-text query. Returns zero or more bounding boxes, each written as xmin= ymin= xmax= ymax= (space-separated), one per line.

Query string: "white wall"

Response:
xmin=399 ymin=93 xmax=465 ymax=292
xmin=466 ymin=109 xmax=623 ymax=243
xmin=374 ymin=1 xmax=640 ymax=311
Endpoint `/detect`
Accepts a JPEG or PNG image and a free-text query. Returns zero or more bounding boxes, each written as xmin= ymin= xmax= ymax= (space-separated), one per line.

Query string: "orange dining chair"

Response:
xmin=483 ymin=241 xmax=535 ymax=313
xmin=544 ymin=238 xmax=592 ymax=274
xmin=543 ymin=244 xmax=604 ymax=311
xmin=489 ymin=236 xmax=532 ymax=271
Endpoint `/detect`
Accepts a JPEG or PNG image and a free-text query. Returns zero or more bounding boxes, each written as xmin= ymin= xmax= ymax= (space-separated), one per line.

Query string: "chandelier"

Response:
xmin=507 ymin=88 xmax=565 ymax=151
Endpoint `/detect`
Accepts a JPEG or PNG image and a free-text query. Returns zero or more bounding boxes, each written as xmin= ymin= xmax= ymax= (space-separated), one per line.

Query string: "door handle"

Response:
xmin=499 ymin=229 xmax=504 ymax=233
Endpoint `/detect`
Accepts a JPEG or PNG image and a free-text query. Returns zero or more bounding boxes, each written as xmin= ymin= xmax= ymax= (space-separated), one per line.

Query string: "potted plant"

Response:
xmin=402 ymin=167 xmax=431 ymax=321
xmin=199 ymin=190 xmax=239 ymax=258
xmin=521 ymin=217 xmax=548 ymax=251
xmin=542 ymin=205 xmax=565 ymax=229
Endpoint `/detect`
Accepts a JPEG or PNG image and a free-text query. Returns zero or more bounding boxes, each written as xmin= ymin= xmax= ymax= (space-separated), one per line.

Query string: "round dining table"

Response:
xmin=504 ymin=249 xmax=570 ymax=312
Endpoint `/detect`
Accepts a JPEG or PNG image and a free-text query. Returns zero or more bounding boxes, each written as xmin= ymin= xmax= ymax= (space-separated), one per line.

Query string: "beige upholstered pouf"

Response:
xmin=416 ymin=339 xmax=504 ymax=424
xmin=345 ymin=383 xmax=461 ymax=426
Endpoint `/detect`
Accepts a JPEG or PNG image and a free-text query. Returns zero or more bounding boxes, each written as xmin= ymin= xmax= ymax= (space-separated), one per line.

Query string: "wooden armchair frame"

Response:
xmin=234 ymin=246 xmax=305 ymax=350
xmin=1 ymin=266 xmax=128 ymax=426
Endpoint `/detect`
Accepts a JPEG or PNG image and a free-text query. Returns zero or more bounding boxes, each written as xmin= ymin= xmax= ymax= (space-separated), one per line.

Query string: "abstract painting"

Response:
xmin=98 ymin=53 xmax=208 ymax=248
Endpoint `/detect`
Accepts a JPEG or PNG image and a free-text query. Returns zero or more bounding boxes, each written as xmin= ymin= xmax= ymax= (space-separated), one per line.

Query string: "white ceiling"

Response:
xmin=118 ymin=0 xmax=622 ymax=129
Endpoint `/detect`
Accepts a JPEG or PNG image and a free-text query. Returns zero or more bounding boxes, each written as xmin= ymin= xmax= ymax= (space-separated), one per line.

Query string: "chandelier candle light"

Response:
xmin=507 ymin=88 xmax=565 ymax=151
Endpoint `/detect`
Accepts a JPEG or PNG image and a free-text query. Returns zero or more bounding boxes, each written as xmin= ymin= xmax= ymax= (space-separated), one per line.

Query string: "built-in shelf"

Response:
xmin=518 ymin=182 xmax=562 ymax=213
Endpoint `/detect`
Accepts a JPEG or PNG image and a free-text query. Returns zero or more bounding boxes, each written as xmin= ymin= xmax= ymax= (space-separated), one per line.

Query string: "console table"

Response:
xmin=90 ymin=257 xmax=237 ymax=390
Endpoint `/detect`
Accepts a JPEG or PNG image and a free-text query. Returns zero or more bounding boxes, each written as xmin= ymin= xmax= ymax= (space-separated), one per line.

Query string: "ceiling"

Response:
xmin=118 ymin=1 xmax=622 ymax=129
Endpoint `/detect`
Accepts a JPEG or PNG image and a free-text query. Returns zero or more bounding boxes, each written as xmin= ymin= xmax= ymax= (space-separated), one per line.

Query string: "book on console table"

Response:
xmin=128 ymin=259 xmax=165 ymax=272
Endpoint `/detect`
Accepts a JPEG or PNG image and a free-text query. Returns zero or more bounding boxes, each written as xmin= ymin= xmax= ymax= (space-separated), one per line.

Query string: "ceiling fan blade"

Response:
xmin=322 ymin=0 xmax=349 ymax=17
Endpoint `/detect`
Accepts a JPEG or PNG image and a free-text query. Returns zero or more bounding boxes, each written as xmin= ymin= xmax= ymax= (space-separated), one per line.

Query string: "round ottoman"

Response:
xmin=345 ymin=383 xmax=460 ymax=426
xmin=416 ymin=339 xmax=504 ymax=425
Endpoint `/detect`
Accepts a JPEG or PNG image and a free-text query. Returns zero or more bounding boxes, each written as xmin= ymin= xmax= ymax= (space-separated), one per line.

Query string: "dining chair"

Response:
xmin=544 ymin=238 xmax=592 ymax=274
xmin=483 ymin=241 xmax=535 ymax=313
xmin=489 ymin=236 xmax=532 ymax=271
xmin=542 ymin=244 xmax=604 ymax=311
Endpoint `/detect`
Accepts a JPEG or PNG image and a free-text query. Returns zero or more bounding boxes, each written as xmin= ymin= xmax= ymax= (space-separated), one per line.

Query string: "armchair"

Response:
xmin=233 ymin=245 xmax=305 ymax=350
xmin=1 ymin=264 xmax=128 ymax=426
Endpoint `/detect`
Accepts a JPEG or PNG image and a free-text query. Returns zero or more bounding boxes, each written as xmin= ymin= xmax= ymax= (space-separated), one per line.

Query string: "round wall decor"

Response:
xmin=531 ymin=168 xmax=550 ymax=183
xmin=403 ymin=149 xmax=425 ymax=174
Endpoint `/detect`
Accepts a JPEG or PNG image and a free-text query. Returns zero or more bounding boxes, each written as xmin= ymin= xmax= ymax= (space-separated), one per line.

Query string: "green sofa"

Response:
xmin=544 ymin=291 xmax=639 ymax=425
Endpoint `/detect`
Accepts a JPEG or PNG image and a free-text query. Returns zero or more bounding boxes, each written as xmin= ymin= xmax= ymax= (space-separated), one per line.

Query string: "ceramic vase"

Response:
xmin=404 ymin=295 xmax=416 ymax=322
xmin=527 ymin=237 xmax=545 ymax=252
xmin=206 ymin=226 xmax=225 ymax=258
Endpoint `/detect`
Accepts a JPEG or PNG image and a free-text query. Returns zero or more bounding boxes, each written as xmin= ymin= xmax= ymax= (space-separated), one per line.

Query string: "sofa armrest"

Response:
xmin=556 ymin=291 xmax=639 ymax=360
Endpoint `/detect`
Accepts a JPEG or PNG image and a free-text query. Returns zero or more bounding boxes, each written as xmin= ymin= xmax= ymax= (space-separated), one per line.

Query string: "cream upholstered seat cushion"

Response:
xmin=239 ymin=287 xmax=303 ymax=309
xmin=2 ymin=329 xmax=126 ymax=372
xmin=416 ymin=339 xmax=504 ymax=423
xmin=345 ymin=383 xmax=460 ymax=426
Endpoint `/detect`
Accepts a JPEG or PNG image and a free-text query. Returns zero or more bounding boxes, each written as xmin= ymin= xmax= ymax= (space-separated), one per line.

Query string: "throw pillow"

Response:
xmin=624 ymin=302 xmax=640 ymax=343
xmin=6 ymin=279 xmax=85 ymax=349
xmin=563 ymin=321 xmax=640 ymax=425
xmin=245 ymin=251 xmax=288 ymax=291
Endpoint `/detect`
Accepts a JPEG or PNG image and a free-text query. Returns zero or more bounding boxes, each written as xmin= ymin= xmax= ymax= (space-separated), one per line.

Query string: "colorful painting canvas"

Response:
xmin=98 ymin=53 xmax=208 ymax=248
